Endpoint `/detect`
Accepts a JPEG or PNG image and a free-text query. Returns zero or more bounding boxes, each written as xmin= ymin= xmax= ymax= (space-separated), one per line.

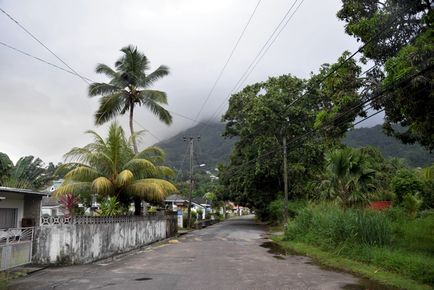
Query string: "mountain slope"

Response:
xmin=156 ymin=123 xmax=434 ymax=169
xmin=155 ymin=123 xmax=237 ymax=169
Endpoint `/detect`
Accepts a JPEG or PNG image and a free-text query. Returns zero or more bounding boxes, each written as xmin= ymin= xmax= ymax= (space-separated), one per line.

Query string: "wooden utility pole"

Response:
xmin=283 ymin=135 xmax=288 ymax=222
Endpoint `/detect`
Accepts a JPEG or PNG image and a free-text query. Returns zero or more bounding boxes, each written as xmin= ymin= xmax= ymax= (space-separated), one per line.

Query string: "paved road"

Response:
xmin=10 ymin=215 xmax=382 ymax=290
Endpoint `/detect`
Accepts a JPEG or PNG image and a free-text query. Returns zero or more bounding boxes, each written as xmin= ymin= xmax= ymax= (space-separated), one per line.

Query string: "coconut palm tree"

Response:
xmin=89 ymin=45 xmax=172 ymax=154
xmin=55 ymin=122 xmax=176 ymax=215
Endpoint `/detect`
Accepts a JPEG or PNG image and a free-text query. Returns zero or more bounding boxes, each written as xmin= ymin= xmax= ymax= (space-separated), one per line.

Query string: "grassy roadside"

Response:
xmin=271 ymin=235 xmax=432 ymax=290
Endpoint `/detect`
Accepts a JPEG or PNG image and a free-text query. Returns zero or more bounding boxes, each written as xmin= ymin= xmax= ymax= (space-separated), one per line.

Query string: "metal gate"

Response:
xmin=0 ymin=227 xmax=34 ymax=270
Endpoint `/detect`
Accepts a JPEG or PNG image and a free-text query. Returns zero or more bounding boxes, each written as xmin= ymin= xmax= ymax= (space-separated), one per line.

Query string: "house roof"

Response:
xmin=165 ymin=194 xmax=187 ymax=201
xmin=0 ymin=186 xmax=47 ymax=196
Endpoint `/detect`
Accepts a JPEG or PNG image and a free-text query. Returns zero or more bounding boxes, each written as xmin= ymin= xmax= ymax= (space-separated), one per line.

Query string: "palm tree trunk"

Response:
xmin=129 ymin=103 xmax=139 ymax=154
xmin=129 ymin=103 xmax=142 ymax=215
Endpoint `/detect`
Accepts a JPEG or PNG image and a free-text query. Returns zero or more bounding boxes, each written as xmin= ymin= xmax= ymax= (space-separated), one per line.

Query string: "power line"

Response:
xmin=193 ymin=0 xmax=262 ymax=123
xmin=0 ymin=41 xmax=94 ymax=82
xmin=202 ymin=0 xmax=412 ymax=132
xmin=232 ymin=0 xmax=305 ymax=93
xmin=0 ymin=40 xmax=212 ymax=144
xmin=224 ymin=65 xmax=432 ymax=178
xmin=200 ymin=0 xmax=303 ymax=131
xmin=0 ymin=7 xmax=90 ymax=85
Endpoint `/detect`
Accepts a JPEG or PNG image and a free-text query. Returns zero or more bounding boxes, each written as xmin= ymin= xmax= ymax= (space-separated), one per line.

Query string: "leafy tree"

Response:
xmin=220 ymin=74 xmax=324 ymax=218
xmin=320 ymin=147 xmax=376 ymax=207
xmin=337 ymin=0 xmax=434 ymax=149
xmin=312 ymin=51 xmax=365 ymax=142
xmin=89 ymin=45 xmax=172 ymax=154
xmin=55 ymin=122 xmax=176 ymax=215
xmin=0 ymin=153 xmax=54 ymax=190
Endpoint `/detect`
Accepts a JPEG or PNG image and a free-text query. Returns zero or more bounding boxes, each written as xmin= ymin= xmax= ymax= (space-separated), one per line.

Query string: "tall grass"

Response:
xmin=284 ymin=203 xmax=434 ymax=285
xmin=285 ymin=203 xmax=392 ymax=247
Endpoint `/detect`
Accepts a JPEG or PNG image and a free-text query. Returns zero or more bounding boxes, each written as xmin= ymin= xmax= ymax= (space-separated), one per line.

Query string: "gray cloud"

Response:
xmin=0 ymin=0 xmax=373 ymax=164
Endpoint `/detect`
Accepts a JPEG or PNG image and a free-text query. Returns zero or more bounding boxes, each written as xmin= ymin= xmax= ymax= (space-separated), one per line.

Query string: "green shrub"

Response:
xmin=391 ymin=169 xmax=424 ymax=203
xmin=267 ymin=199 xmax=284 ymax=223
xmin=402 ymin=193 xmax=423 ymax=217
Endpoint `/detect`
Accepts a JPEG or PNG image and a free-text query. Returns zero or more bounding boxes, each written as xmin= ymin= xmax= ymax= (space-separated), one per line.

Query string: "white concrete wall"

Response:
xmin=0 ymin=192 xmax=24 ymax=227
xmin=33 ymin=215 xmax=177 ymax=265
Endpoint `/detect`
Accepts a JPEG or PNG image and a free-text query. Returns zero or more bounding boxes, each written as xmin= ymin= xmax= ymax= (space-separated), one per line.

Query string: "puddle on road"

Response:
xmin=260 ymin=241 xmax=398 ymax=290
xmin=135 ymin=277 xmax=152 ymax=281
xmin=260 ymin=241 xmax=298 ymax=257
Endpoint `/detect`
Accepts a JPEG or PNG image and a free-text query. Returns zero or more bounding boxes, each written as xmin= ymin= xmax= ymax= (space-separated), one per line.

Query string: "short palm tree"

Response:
xmin=89 ymin=45 xmax=172 ymax=153
xmin=55 ymin=122 xmax=176 ymax=214
xmin=320 ymin=147 xmax=375 ymax=207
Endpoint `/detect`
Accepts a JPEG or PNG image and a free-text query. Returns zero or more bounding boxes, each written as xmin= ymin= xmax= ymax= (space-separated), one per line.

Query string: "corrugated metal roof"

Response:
xmin=0 ymin=186 xmax=47 ymax=196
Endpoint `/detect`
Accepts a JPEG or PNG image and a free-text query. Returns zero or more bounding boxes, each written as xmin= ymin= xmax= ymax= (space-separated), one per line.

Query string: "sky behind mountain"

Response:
xmin=0 ymin=0 xmax=383 ymax=163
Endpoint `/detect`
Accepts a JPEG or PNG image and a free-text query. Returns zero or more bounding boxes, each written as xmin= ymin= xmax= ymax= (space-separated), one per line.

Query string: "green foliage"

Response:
xmin=319 ymin=147 xmax=376 ymax=207
xmin=147 ymin=206 xmax=157 ymax=214
xmin=402 ymin=193 xmax=423 ymax=217
xmin=391 ymin=169 xmax=424 ymax=203
xmin=0 ymin=152 xmax=59 ymax=190
xmin=285 ymin=203 xmax=434 ymax=285
xmin=98 ymin=197 xmax=124 ymax=216
xmin=337 ymin=0 xmax=434 ymax=150
xmin=267 ymin=199 xmax=285 ymax=224
xmin=343 ymin=125 xmax=434 ymax=167
xmin=55 ymin=122 xmax=176 ymax=208
xmin=285 ymin=204 xmax=392 ymax=247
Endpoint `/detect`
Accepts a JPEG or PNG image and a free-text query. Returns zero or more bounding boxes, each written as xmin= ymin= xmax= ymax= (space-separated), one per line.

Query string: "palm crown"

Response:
xmin=55 ymin=122 xmax=177 ymax=206
xmin=89 ymin=45 xmax=172 ymax=153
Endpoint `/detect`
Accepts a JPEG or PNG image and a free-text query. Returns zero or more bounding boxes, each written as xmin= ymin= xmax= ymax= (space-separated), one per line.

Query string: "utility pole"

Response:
xmin=283 ymin=135 xmax=288 ymax=222
xmin=184 ymin=135 xmax=200 ymax=228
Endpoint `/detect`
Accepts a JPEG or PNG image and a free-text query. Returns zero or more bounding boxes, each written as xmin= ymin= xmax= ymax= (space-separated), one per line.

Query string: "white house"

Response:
xmin=0 ymin=187 xmax=47 ymax=228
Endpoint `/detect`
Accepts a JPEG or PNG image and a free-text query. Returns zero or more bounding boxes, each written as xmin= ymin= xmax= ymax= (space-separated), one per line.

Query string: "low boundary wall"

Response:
xmin=33 ymin=213 xmax=177 ymax=265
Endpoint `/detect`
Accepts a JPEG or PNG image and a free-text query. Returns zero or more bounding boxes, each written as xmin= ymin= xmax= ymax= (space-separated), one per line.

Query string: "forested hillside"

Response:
xmin=155 ymin=123 xmax=237 ymax=169
xmin=157 ymin=123 xmax=433 ymax=169
xmin=343 ymin=125 xmax=434 ymax=167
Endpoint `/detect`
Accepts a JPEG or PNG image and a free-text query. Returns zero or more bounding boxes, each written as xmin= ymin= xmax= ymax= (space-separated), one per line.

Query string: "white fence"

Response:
xmin=0 ymin=227 xmax=34 ymax=270
xmin=40 ymin=212 xmax=168 ymax=226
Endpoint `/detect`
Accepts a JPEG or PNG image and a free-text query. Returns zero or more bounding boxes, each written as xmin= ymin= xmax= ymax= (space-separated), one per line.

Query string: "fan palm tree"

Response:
xmin=55 ymin=122 xmax=176 ymax=215
xmin=89 ymin=45 xmax=172 ymax=154
xmin=321 ymin=147 xmax=375 ymax=207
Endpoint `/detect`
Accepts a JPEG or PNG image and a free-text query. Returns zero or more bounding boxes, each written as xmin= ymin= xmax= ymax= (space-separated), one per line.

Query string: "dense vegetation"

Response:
xmin=217 ymin=1 xmax=434 ymax=288
xmin=344 ymin=125 xmax=434 ymax=167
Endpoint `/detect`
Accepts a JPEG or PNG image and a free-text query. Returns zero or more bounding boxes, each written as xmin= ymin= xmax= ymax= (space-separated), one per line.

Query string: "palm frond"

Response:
xmin=95 ymin=63 xmax=118 ymax=79
xmin=91 ymin=177 xmax=114 ymax=195
xmin=158 ymin=166 xmax=175 ymax=178
xmin=88 ymin=83 xmax=121 ymax=97
xmin=127 ymin=178 xmax=177 ymax=202
xmin=139 ymin=89 xmax=168 ymax=104
xmin=116 ymin=169 xmax=134 ymax=187
xmin=95 ymin=93 xmax=126 ymax=125
xmin=64 ymin=166 xmax=101 ymax=182
xmin=140 ymin=95 xmax=172 ymax=125
xmin=123 ymin=159 xmax=158 ymax=178
xmin=140 ymin=65 xmax=169 ymax=87
xmin=135 ymin=146 xmax=166 ymax=164
xmin=54 ymin=181 xmax=92 ymax=197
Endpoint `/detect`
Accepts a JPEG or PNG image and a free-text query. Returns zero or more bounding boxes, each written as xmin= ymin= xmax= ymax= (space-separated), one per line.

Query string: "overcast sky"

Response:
xmin=0 ymin=0 xmax=383 ymax=164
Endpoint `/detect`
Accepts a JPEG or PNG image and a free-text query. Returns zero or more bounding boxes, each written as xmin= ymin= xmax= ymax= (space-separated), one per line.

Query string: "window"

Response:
xmin=0 ymin=208 xmax=18 ymax=228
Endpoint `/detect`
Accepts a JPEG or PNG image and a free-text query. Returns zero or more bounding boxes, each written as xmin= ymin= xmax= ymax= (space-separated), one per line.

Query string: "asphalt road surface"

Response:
xmin=10 ymin=215 xmax=386 ymax=290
